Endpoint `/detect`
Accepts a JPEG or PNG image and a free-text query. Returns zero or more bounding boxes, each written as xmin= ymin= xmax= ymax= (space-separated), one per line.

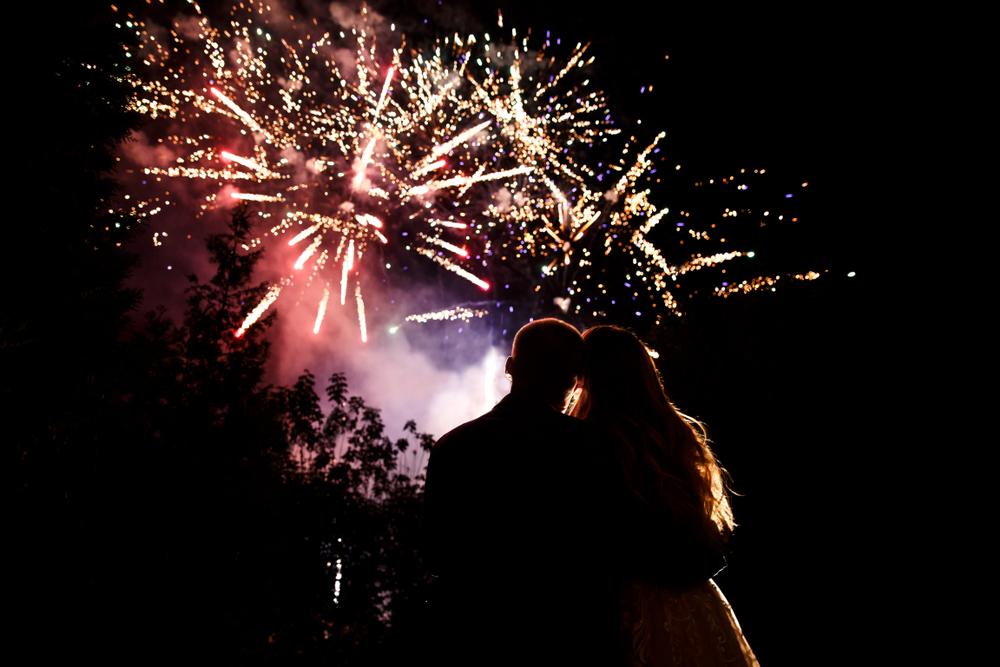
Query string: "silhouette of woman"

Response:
xmin=570 ymin=325 xmax=759 ymax=666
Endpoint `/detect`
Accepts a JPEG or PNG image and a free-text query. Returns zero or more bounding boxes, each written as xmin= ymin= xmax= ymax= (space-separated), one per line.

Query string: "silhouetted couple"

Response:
xmin=424 ymin=319 xmax=759 ymax=666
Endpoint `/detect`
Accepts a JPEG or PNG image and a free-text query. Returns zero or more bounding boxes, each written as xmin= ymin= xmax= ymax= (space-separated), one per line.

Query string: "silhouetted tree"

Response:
xmin=268 ymin=368 xmax=436 ymax=664
xmin=11 ymin=191 xmax=436 ymax=663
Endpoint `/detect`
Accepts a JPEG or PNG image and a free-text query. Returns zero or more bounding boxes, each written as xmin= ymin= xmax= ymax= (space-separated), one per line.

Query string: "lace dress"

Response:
xmin=620 ymin=578 xmax=760 ymax=667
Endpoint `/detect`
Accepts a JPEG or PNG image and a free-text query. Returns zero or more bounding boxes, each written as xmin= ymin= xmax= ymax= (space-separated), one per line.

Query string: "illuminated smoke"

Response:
xmin=483 ymin=347 xmax=497 ymax=414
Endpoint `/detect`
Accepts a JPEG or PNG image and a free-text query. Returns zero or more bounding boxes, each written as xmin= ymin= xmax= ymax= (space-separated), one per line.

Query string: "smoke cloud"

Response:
xmin=268 ymin=288 xmax=511 ymax=441
xmin=328 ymin=2 xmax=388 ymax=30
xmin=173 ymin=13 xmax=208 ymax=40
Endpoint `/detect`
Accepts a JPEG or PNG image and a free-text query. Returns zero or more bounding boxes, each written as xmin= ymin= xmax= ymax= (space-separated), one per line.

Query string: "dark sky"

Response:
xmin=415 ymin=2 xmax=861 ymax=177
xmin=398 ymin=0 xmax=869 ymax=267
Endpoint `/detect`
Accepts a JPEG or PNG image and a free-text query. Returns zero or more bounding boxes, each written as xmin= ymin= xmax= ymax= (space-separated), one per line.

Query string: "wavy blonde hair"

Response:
xmin=570 ymin=326 xmax=735 ymax=549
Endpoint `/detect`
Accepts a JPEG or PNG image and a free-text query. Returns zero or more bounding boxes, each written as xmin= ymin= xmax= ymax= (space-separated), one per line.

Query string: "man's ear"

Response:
xmin=504 ymin=356 xmax=514 ymax=378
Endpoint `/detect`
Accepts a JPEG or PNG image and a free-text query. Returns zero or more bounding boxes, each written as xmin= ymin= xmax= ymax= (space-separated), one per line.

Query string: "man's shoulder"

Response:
xmin=430 ymin=410 xmax=513 ymax=464
xmin=432 ymin=415 xmax=488 ymax=453
xmin=431 ymin=402 xmax=606 ymax=458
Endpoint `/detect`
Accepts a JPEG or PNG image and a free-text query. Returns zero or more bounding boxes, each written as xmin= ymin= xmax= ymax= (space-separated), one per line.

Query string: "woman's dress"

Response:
xmin=620 ymin=577 xmax=759 ymax=667
xmin=614 ymin=496 xmax=760 ymax=666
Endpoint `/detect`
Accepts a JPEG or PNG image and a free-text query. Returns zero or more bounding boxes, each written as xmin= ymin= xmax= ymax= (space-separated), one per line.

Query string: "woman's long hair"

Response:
xmin=570 ymin=326 xmax=735 ymax=550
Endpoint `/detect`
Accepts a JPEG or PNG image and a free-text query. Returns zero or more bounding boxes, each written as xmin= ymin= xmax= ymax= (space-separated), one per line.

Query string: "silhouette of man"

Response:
xmin=423 ymin=319 xmax=619 ymax=666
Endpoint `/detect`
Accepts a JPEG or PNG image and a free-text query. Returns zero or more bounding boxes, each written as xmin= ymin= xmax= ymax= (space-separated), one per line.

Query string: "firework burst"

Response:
xmin=119 ymin=2 xmax=811 ymax=340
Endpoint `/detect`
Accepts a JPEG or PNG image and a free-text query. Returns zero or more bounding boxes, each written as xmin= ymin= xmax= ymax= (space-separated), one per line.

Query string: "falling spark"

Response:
xmin=289 ymin=220 xmax=325 ymax=245
xmin=404 ymin=306 xmax=490 ymax=323
xmin=354 ymin=213 xmax=383 ymax=228
xmin=355 ymin=282 xmax=368 ymax=343
xmin=220 ymin=151 xmax=269 ymax=174
xmin=341 ymin=239 xmax=355 ymax=305
xmin=314 ymin=286 xmax=331 ymax=333
xmin=679 ymin=252 xmax=745 ymax=275
xmin=334 ymin=558 xmax=342 ymax=604
xmin=639 ymin=208 xmax=669 ymax=234
xmin=413 ymin=120 xmax=491 ymax=175
xmin=210 ymin=88 xmax=270 ymax=140
xmin=294 ymin=234 xmax=324 ymax=270
xmin=406 ymin=165 xmax=532 ymax=195
xmin=416 ymin=248 xmax=489 ymax=290
xmin=542 ymin=225 xmax=563 ymax=244
xmin=572 ymin=211 xmax=601 ymax=241
xmin=235 ymin=285 xmax=281 ymax=338
xmin=713 ymin=271 xmax=822 ymax=298
xmin=353 ymin=137 xmax=378 ymax=190
xmin=420 ymin=233 xmax=469 ymax=257
xmin=231 ymin=192 xmax=285 ymax=202
xmin=410 ymin=159 xmax=447 ymax=179
xmin=373 ymin=67 xmax=395 ymax=119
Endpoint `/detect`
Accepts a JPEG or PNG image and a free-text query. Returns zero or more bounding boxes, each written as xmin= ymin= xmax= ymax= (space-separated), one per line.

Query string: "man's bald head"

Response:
xmin=505 ymin=319 xmax=583 ymax=409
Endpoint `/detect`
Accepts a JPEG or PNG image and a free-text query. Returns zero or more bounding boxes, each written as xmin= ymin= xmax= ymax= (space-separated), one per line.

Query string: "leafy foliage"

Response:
xmin=10 ymin=198 xmax=435 ymax=664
